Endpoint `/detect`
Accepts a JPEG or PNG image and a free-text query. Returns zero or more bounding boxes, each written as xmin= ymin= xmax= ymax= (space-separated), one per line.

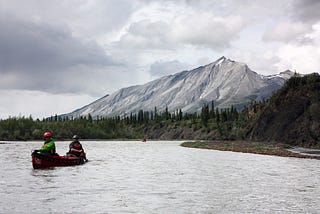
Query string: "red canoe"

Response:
xmin=32 ymin=151 xmax=87 ymax=169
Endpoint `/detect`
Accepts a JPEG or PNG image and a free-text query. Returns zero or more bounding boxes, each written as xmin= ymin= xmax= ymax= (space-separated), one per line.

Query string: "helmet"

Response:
xmin=43 ymin=131 xmax=52 ymax=138
xmin=72 ymin=135 xmax=79 ymax=140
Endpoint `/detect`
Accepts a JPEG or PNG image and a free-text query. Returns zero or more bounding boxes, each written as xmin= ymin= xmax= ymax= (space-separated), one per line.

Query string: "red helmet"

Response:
xmin=43 ymin=131 xmax=52 ymax=138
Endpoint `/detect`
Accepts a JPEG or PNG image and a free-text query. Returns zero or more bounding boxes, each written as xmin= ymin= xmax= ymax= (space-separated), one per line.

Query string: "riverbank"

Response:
xmin=181 ymin=141 xmax=320 ymax=160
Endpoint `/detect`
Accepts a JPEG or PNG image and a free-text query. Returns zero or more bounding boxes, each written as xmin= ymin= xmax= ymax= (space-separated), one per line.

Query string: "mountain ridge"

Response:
xmin=64 ymin=57 xmax=295 ymax=119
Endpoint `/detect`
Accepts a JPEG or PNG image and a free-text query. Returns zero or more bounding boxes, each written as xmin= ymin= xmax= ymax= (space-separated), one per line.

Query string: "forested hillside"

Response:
xmin=247 ymin=73 xmax=320 ymax=147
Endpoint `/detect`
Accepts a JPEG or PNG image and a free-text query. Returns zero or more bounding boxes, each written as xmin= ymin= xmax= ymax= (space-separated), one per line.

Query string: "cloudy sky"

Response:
xmin=0 ymin=0 xmax=319 ymax=119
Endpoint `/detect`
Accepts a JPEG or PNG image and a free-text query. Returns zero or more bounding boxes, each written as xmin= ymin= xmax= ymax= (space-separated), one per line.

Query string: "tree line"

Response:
xmin=0 ymin=101 xmax=254 ymax=141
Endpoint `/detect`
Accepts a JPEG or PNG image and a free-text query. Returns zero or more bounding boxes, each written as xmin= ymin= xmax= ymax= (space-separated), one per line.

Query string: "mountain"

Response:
xmin=248 ymin=73 xmax=320 ymax=147
xmin=64 ymin=57 xmax=295 ymax=119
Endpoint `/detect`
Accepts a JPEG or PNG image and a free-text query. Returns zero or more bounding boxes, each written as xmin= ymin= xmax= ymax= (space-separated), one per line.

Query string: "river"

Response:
xmin=0 ymin=141 xmax=319 ymax=213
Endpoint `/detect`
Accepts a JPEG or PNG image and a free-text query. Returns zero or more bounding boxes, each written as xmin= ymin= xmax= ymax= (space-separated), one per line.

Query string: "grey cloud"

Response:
xmin=170 ymin=15 xmax=243 ymax=50
xmin=262 ymin=0 xmax=320 ymax=43
xmin=0 ymin=0 xmax=136 ymax=37
xmin=0 ymin=16 xmax=113 ymax=71
xmin=116 ymin=20 xmax=172 ymax=50
xmin=291 ymin=0 xmax=320 ymax=22
xmin=116 ymin=14 xmax=243 ymax=51
xmin=149 ymin=60 xmax=189 ymax=77
xmin=262 ymin=22 xmax=312 ymax=43
xmin=0 ymin=15 xmax=118 ymax=94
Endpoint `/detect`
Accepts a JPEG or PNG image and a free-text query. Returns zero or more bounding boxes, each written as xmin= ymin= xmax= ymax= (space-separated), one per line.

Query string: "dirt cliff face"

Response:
xmin=248 ymin=73 xmax=320 ymax=147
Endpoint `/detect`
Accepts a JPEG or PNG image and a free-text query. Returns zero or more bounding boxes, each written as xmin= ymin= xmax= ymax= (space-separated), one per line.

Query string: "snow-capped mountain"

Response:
xmin=65 ymin=57 xmax=295 ymax=118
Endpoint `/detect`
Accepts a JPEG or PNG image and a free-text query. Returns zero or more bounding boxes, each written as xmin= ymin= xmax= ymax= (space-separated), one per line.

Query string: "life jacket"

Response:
xmin=73 ymin=142 xmax=81 ymax=150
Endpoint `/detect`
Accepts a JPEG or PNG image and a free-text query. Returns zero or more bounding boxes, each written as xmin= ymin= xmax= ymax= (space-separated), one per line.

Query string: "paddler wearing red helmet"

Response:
xmin=38 ymin=131 xmax=56 ymax=155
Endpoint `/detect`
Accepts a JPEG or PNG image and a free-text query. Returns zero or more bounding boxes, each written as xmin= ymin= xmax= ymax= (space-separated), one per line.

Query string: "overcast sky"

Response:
xmin=0 ymin=0 xmax=319 ymax=119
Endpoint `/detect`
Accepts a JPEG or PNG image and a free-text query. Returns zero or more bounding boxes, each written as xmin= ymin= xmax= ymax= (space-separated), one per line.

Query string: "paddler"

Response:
xmin=36 ymin=131 xmax=56 ymax=155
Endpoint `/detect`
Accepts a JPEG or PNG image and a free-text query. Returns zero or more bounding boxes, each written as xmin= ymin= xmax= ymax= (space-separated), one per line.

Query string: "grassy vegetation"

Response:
xmin=181 ymin=141 xmax=320 ymax=160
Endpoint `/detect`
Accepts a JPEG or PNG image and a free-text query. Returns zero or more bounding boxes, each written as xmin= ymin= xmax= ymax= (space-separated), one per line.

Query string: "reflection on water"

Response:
xmin=0 ymin=141 xmax=319 ymax=213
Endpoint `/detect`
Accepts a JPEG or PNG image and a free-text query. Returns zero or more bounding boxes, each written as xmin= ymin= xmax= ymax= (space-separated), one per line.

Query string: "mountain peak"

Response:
xmin=266 ymin=70 xmax=296 ymax=80
xmin=280 ymin=70 xmax=295 ymax=75
xmin=213 ymin=56 xmax=236 ymax=66
xmin=216 ymin=56 xmax=227 ymax=63
xmin=218 ymin=56 xmax=226 ymax=60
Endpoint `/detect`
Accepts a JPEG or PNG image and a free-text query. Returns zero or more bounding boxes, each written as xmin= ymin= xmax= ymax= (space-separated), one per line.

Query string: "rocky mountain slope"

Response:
xmin=65 ymin=57 xmax=294 ymax=118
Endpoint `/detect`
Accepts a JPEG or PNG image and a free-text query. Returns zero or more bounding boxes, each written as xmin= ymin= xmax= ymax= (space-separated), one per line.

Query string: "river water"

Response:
xmin=0 ymin=141 xmax=319 ymax=214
